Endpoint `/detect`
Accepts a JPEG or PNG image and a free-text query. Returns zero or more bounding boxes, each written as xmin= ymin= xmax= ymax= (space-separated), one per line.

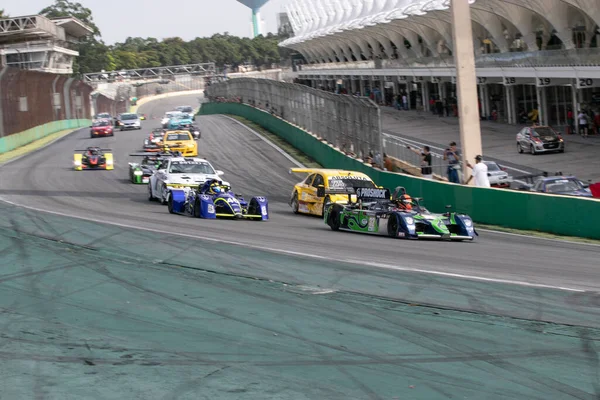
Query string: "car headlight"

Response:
xmin=405 ymin=217 xmax=414 ymax=225
xmin=134 ymin=170 xmax=143 ymax=176
xmin=464 ymin=219 xmax=472 ymax=227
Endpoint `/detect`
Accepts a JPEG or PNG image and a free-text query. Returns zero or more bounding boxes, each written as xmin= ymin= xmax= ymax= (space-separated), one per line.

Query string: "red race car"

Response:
xmin=90 ymin=119 xmax=114 ymax=138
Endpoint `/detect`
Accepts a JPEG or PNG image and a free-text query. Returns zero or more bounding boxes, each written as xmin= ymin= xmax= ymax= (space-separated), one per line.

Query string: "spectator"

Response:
xmin=443 ymin=142 xmax=461 ymax=183
xmin=408 ymin=145 xmax=432 ymax=179
xmin=465 ymin=155 xmax=491 ymax=187
xmin=578 ymin=110 xmax=589 ymax=137
xmin=402 ymin=93 xmax=408 ymax=110
xmin=567 ymin=108 xmax=574 ymax=134
xmin=383 ymin=153 xmax=394 ymax=171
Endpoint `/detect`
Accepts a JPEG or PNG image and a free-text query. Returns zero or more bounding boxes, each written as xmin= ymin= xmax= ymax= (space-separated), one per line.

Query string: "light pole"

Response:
xmin=451 ymin=0 xmax=483 ymax=185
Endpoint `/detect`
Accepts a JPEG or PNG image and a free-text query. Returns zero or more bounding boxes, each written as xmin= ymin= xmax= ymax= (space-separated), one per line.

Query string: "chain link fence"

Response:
xmin=204 ymin=78 xmax=382 ymax=161
xmin=381 ymin=133 xmax=447 ymax=178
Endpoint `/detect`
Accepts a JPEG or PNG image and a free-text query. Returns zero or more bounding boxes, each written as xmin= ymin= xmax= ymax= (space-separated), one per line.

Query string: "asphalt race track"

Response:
xmin=0 ymin=95 xmax=599 ymax=292
xmin=1 ymin=95 xmax=600 ymax=399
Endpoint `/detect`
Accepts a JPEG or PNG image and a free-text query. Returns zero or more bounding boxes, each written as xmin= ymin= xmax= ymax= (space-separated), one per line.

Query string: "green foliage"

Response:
xmin=35 ymin=0 xmax=296 ymax=75
xmin=0 ymin=9 xmax=9 ymax=18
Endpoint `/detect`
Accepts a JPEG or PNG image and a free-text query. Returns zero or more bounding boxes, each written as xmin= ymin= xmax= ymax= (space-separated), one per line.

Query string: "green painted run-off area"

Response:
xmin=199 ymin=102 xmax=600 ymax=240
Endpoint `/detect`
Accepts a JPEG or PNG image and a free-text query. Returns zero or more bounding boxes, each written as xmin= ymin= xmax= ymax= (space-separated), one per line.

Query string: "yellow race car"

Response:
xmin=162 ymin=130 xmax=198 ymax=157
xmin=289 ymin=168 xmax=377 ymax=216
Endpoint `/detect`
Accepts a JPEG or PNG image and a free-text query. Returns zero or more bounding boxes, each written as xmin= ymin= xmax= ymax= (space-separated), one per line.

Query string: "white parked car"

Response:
xmin=148 ymin=157 xmax=226 ymax=204
xmin=483 ymin=161 xmax=512 ymax=188
xmin=161 ymin=111 xmax=183 ymax=128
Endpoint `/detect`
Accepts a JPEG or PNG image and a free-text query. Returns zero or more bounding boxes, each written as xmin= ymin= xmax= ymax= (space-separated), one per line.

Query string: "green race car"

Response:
xmin=322 ymin=186 xmax=477 ymax=241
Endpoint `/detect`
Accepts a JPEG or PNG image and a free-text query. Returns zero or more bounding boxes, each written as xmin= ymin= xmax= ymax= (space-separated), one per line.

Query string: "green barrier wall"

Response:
xmin=0 ymin=119 xmax=90 ymax=154
xmin=200 ymin=102 xmax=600 ymax=240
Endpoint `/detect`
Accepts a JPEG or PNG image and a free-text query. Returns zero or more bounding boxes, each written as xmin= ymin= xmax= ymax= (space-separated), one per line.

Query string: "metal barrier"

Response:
xmin=382 ymin=133 xmax=446 ymax=178
xmin=205 ymin=78 xmax=383 ymax=160
xmin=133 ymin=76 xmax=207 ymax=100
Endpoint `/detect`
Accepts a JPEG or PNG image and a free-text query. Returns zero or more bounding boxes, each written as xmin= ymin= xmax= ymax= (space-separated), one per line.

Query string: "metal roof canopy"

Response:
xmin=0 ymin=15 xmax=64 ymax=43
xmin=83 ymin=63 xmax=218 ymax=82
xmin=51 ymin=17 xmax=93 ymax=38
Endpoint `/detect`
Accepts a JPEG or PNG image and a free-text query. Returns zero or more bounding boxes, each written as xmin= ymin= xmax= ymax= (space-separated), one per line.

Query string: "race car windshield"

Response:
xmin=545 ymin=180 xmax=582 ymax=193
xmin=168 ymin=162 xmax=215 ymax=174
xmin=93 ymin=120 xmax=110 ymax=127
xmin=180 ymin=107 xmax=193 ymax=113
xmin=328 ymin=177 xmax=376 ymax=189
xmin=531 ymin=127 xmax=557 ymax=138
xmin=166 ymin=133 xmax=191 ymax=141
xmin=485 ymin=162 xmax=501 ymax=172
xmin=96 ymin=113 xmax=110 ymax=119
xmin=121 ymin=114 xmax=138 ymax=120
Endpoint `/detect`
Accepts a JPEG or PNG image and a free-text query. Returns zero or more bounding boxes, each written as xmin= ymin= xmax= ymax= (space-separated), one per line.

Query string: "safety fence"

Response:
xmin=204 ymin=78 xmax=382 ymax=161
xmin=0 ymin=67 xmax=128 ymax=153
xmin=199 ymin=101 xmax=600 ymax=240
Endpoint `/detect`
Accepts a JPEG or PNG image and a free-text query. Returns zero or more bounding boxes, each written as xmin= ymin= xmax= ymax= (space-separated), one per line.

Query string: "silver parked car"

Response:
xmin=516 ymin=126 xmax=564 ymax=155
xmin=483 ymin=161 xmax=512 ymax=188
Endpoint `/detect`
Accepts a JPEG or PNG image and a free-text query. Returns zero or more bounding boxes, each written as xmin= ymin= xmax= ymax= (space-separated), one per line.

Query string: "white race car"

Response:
xmin=148 ymin=157 xmax=226 ymax=204
xmin=161 ymin=111 xmax=183 ymax=128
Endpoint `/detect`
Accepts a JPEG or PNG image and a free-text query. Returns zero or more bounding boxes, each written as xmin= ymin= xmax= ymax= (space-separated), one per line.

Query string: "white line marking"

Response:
xmin=383 ymin=131 xmax=532 ymax=175
xmin=0 ymin=197 xmax=586 ymax=293
xmin=477 ymin=228 xmax=600 ymax=247
xmin=218 ymin=115 xmax=305 ymax=168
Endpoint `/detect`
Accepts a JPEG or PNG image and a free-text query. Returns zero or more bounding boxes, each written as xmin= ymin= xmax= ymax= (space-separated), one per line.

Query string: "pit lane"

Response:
xmin=0 ymin=94 xmax=599 ymax=294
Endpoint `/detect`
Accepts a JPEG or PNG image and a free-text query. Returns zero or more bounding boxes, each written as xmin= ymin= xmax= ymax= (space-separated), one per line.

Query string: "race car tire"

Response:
xmin=387 ymin=214 xmax=400 ymax=238
xmin=167 ymin=195 xmax=175 ymax=214
xmin=291 ymin=192 xmax=300 ymax=214
xmin=148 ymin=184 xmax=154 ymax=201
xmin=321 ymin=196 xmax=330 ymax=217
xmin=327 ymin=204 xmax=342 ymax=231
xmin=530 ymin=144 xmax=536 ymax=155
xmin=194 ymin=198 xmax=201 ymax=218
xmin=517 ymin=143 xmax=523 ymax=153
xmin=90 ymin=134 xmax=94 ymax=138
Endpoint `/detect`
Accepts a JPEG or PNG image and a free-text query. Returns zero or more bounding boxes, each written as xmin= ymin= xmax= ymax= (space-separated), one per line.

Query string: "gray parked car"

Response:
xmin=119 ymin=113 xmax=142 ymax=131
xmin=516 ymin=126 xmax=564 ymax=155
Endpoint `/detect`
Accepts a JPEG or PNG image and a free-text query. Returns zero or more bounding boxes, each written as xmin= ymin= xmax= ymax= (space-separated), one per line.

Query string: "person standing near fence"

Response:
xmin=443 ymin=142 xmax=461 ymax=183
xmin=465 ymin=155 xmax=491 ymax=188
xmin=408 ymin=145 xmax=432 ymax=179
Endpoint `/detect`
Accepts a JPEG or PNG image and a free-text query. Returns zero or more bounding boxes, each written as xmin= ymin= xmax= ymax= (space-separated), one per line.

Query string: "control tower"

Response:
xmin=236 ymin=0 xmax=269 ymax=38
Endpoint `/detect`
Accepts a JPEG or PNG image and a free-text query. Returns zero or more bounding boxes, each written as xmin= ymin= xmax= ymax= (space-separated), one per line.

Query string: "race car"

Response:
xmin=73 ymin=147 xmax=114 ymax=171
xmin=128 ymin=153 xmax=172 ymax=184
xmin=167 ymin=113 xmax=194 ymax=130
xmin=176 ymin=106 xmax=196 ymax=120
xmin=90 ymin=119 xmax=114 ymax=138
xmin=168 ymin=179 xmax=268 ymax=220
xmin=323 ymin=186 xmax=477 ymax=241
xmin=143 ymin=128 xmax=166 ymax=151
xmin=161 ymin=111 xmax=182 ymax=128
xmin=148 ymin=157 xmax=224 ymax=204
xmin=289 ymin=168 xmax=377 ymax=216
xmin=162 ymin=130 xmax=198 ymax=157
xmin=140 ymin=114 xmax=147 ymax=120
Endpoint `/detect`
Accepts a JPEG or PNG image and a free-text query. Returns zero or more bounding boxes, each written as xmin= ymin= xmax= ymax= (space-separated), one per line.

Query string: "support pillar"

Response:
xmin=571 ymin=83 xmax=579 ymax=133
xmin=451 ymin=0 xmax=483 ymax=184
xmin=351 ymin=78 xmax=357 ymax=95
xmin=421 ymin=83 xmax=428 ymax=111
xmin=359 ymin=79 xmax=365 ymax=97
xmin=484 ymin=85 xmax=491 ymax=119
xmin=536 ymin=86 xmax=544 ymax=126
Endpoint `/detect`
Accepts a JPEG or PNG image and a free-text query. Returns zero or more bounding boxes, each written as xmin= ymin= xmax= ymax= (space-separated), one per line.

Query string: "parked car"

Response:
xmin=516 ymin=126 xmax=564 ymax=155
xmin=483 ymin=161 xmax=512 ymax=188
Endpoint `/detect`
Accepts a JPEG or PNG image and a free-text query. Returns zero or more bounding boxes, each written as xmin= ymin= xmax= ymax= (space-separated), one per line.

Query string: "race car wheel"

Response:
xmin=194 ymin=198 xmax=201 ymax=218
xmin=530 ymin=145 xmax=536 ymax=155
xmin=321 ymin=196 xmax=330 ymax=217
xmin=327 ymin=204 xmax=342 ymax=231
xmin=167 ymin=196 xmax=175 ymax=214
xmin=291 ymin=192 xmax=300 ymax=214
xmin=387 ymin=214 xmax=400 ymax=238
xmin=517 ymin=143 xmax=523 ymax=153
xmin=148 ymin=184 xmax=154 ymax=201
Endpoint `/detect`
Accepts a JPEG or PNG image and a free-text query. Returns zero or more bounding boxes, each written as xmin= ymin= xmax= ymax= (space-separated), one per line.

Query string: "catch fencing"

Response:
xmin=204 ymin=78 xmax=382 ymax=160
xmin=0 ymin=67 xmax=124 ymax=139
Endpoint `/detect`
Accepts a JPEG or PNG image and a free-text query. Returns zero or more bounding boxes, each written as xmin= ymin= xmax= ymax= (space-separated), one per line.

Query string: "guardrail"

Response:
xmin=199 ymin=101 xmax=600 ymax=240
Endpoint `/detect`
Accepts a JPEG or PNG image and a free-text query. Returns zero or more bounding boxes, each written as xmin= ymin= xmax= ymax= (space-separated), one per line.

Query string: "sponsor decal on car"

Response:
xmin=356 ymin=188 xmax=389 ymax=199
xmin=208 ymin=204 xmax=215 ymax=213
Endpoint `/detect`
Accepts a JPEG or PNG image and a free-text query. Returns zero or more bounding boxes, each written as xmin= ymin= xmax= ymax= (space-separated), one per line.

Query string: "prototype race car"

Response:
xmin=323 ymin=186 xmax=477 ymax=241
xmin=143 ymin=128 xmax=166 ymax=151
xmin=168 ymin=179 xmax=268 ymax=220
xmin=73 ymin=147 xmax=114 ymax=171
xmin=148 ymin=157 xmax=224 ymax=204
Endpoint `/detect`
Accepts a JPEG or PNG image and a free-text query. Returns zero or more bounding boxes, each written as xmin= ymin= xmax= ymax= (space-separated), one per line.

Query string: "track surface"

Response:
xmin=0 ymin=94 xmax=599 ymax=293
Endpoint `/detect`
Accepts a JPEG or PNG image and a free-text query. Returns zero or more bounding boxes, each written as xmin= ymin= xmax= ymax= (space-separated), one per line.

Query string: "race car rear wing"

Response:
xmin=75 ymin=148 xmax=112 ymax=152
xmin=316 ymin=186 xmax=390 ymax=201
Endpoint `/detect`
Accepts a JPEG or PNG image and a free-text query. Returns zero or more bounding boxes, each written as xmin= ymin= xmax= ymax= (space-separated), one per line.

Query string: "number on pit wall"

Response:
xmin=537 ymin=78 xmax=551 ymax=86
xmin=504 ymin=77 xmax=516 ymax=85
xmin=578 ymin=78 xmax=594 ymax=88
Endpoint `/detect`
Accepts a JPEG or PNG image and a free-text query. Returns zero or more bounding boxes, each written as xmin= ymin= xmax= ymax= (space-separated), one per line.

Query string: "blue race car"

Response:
xmin=167 ymin=113 xmax=194 ymax=130
xmin=168 ymin=179 xmax=269 ymax=220
xmin=531 ymin=175 xmax=592 ymax=197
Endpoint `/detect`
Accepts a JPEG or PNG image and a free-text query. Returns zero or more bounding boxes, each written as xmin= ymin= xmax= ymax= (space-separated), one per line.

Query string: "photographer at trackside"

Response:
xmin=465 ymin=155 xmax=491 ymax=188
xmin=407 ymin=145 xmax=433 ymax=179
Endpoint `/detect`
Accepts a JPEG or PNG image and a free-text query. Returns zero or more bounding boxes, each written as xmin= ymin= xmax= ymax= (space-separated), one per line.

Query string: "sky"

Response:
xmin=6 ymin=0 xmax=289 ymax=44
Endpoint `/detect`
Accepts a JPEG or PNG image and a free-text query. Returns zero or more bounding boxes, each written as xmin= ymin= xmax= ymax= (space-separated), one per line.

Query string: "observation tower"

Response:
xmin=235 ymin=0 xmax=269 ymax=37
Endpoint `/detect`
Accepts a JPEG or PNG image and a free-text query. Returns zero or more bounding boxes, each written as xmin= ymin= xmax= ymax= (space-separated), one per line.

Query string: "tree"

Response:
xmin=39 ymin=0 xmax=100 ymax=36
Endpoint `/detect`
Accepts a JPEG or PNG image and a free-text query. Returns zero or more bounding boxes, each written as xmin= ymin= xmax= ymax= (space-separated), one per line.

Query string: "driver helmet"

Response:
xmin=396 ymin=194 xmax=413 ymax=210
xmin=207 ymin=179 xmax=221 ymax=194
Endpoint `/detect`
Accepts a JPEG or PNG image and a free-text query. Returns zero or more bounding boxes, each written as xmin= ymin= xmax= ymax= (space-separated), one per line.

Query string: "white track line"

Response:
xmin=0 ymin=197 xmax=585 ymax=293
